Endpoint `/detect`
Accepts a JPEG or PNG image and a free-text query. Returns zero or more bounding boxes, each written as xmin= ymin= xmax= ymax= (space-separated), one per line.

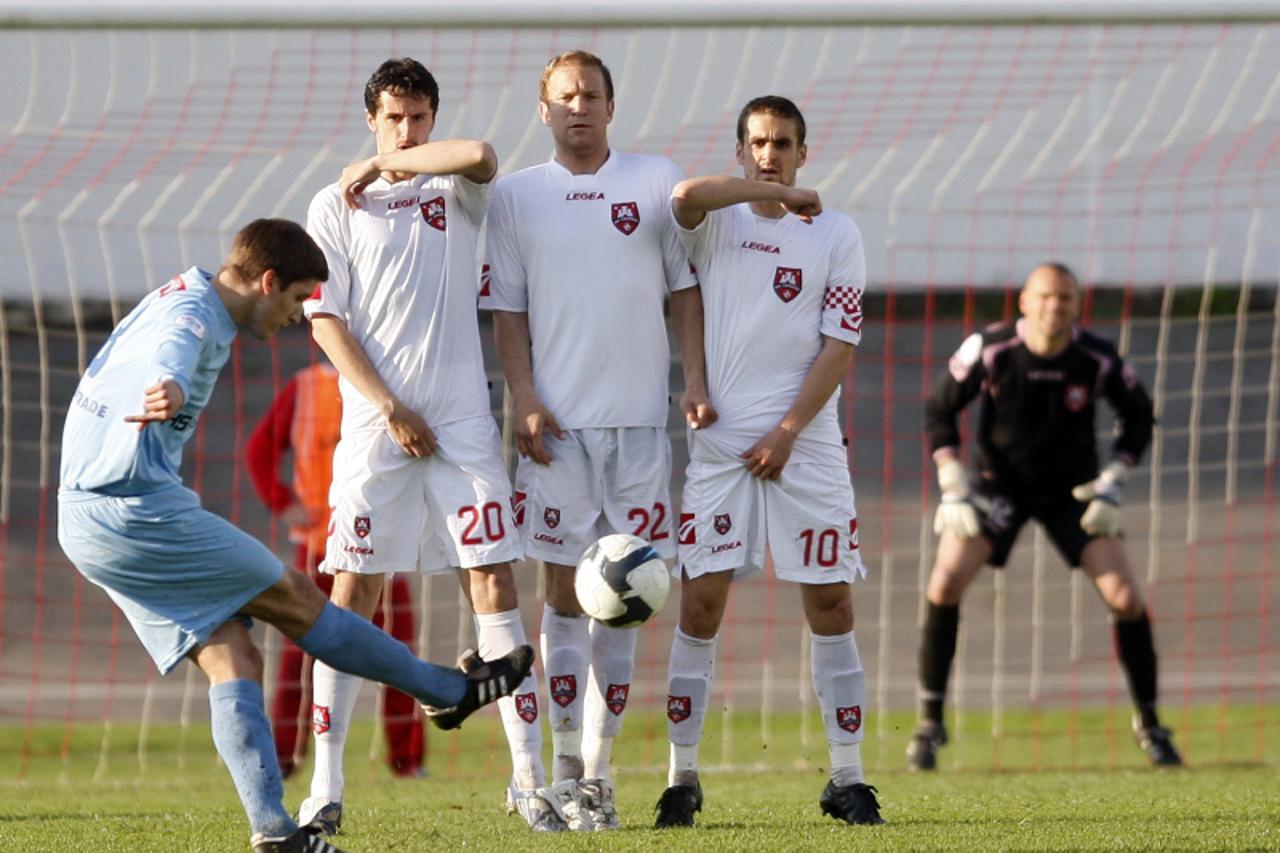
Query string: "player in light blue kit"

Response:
xmin=56 ymin=219 xmax=533 ymax=853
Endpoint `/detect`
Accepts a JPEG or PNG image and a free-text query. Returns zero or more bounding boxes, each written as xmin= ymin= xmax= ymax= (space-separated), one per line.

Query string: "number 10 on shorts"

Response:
xmin=799 ymin=519 xmax=858 ymax=568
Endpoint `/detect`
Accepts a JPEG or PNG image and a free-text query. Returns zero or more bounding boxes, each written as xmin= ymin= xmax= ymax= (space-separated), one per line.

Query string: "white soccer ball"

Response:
xmin=574 ymin=533 xmax=670 ymax=628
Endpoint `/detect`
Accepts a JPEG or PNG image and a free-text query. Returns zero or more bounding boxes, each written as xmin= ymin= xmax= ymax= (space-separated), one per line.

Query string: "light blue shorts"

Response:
xmin=57 ymin=485 xmax=284 ymax=674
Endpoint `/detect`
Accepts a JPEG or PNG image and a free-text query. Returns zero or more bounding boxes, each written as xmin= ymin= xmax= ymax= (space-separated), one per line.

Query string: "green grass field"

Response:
xmin=2 ymin=705 xmax=1276 ymax=851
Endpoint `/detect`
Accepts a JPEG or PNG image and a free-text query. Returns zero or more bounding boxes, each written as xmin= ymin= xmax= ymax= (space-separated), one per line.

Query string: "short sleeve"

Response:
xmin=303 ymin=187 xmax=351 ymax=322
xmin=452 ymin=174 xmax=491 ymax=227
xmin=670 ymin=198 xmax=725 ymax=284
xmin=657 ymin=159 xmax=698 ymax=293
xmin=149 ymin=291 xmax=213 ymax=400
xmin=819 ymin=218 xmax=866 ymax=346
xmin=480 ymin=178 xmax=527 ymax=312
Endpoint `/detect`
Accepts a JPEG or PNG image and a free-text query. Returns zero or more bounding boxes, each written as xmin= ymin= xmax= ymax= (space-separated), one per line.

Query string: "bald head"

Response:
xmin=1019 ymin=262 xmax=1080 ymax=353
xmin=1028 ymin=262 xmax=1078 ymax=289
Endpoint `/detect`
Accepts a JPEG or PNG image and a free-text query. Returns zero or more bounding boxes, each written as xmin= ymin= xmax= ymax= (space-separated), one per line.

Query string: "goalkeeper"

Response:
xmin=909 ymin=262 xmax=1181 ymax=770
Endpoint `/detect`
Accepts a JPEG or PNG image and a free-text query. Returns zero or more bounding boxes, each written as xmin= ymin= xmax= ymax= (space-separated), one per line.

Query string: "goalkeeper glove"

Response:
xmin=933 ymin=458 xmax=982 ymax=538
xmin=1071 ymin=460 xmax=1129 ymax=536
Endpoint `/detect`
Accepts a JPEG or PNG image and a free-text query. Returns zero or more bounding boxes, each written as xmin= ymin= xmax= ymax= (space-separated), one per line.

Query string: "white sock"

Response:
xmin=665 ymin=627 xmax=716 ymax=787
xmin=541 ymin=604 xmax=589 ymax=782
xmin=810 ymin=630 xmax=866 ymax=786
xmin=582 ymin=736 xmax=614 ymax=781
xmin=308 ymin=662 xmax=363 ymax=803
xmin=476 ymin=608 xmax=546 ymax=789
xmin=669 ymin=743 xmax=699 ymax=787
xmin=583 ymin=618 xmax=637 ymax=779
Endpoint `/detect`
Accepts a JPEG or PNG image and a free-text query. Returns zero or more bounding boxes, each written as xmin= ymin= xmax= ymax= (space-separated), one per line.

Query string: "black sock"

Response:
xmin=918 ymin=601 xmax=960 ymax=724
xmin=1114 ymin=610 xmax=1160 ymax=728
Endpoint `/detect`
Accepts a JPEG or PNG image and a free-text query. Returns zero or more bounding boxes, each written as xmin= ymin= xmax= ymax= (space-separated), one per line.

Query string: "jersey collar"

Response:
xmin=547 ymin=148 xmax=616 ymax=181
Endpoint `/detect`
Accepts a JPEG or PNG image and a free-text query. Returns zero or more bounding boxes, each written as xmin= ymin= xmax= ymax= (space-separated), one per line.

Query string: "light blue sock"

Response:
xmin=209 ymin=680 xmax=295 ymax=838
xmin=297 ymin=602 xmax=466 ymax=708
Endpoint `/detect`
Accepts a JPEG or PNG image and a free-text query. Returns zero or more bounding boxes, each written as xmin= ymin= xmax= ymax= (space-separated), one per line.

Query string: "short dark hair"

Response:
xmin=223 ymin=219 xmax=328 ymax=289
xmin=736 ymin=95 xmax=807 ymax=147
xmin=364 ymin=57 xmax=440 ymax=115
xmin=539 ymin=50 xmax=614 ymax=103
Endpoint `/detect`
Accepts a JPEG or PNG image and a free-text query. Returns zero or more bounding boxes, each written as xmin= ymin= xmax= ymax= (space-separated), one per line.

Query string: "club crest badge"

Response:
xmin=420 ymin=196 xmax=446 ymax=231
xmin=158 ymin=276 xmax=187 ymax=298
xmin=175 ymin=314 xmax=207 ymax=340
xmin=773 ymin=266 xmax=803 ymax=303
xmin=667 ymin=694 xmax=692 ymax=723
xmin=606 ymin=683 xmax=630 ymax=716
xmin=511 ymin=491 xmax=527 ymax=527
xmin=544 ymin=507 xmax=561 ymax=529
xmin=611 ymin=201 xmax=640 ymax=236
xmin=311 ymin=703 xmax=331 ymax=735
xmin=678 ymin=512 xmax=696 ymax=546
xmin=550 ymin=675 xmax=577 ymax=707
xmin=514 ymin=692 xmax=538 ymax=723
xmin=354 ymin=516 xmax=371 ymax=539
xmin=837 ymin=704 xmax=862 ymax=734
xmin=1064 ymin=384 xmax=1089 ymax=413
xmin=714 ymin=513 xmax=732 ymax=535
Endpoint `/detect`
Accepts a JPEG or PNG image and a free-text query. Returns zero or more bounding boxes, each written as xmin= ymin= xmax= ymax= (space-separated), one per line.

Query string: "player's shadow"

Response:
xmin=615 ymin=821 xmax=750 ymax=832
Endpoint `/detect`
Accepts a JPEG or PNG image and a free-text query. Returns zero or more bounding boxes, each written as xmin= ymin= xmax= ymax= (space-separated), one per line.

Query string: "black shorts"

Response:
xmin=974 ymin=478 xmax=1095 ymax=568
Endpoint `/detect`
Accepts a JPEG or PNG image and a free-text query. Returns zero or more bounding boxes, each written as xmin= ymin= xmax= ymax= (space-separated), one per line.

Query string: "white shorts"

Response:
xmin=514 ymin=427 xmax=674 ymax=565
xmin=677 ymin=455 xmax=867 ymax=585
xmin=322 ymin=416 xmax=523 ymax=575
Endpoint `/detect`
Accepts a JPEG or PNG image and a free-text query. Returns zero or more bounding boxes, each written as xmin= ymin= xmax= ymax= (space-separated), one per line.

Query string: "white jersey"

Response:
xmin=679 ymin=202 xmax=866 ymax=465
xmin=304 ymin=173 xmax=491 ymax=433
xmin=482 ymin=151 xmax=696 ymax=429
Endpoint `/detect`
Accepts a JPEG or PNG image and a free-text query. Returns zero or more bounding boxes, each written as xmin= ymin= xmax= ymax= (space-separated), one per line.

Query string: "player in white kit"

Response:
xmin=483 ymin=50 xmax=714 ymax=831
xmin=653 ymin=96 xmax=885 ymax=829
xmin=298 ymin=58 xmax=545 ymax=835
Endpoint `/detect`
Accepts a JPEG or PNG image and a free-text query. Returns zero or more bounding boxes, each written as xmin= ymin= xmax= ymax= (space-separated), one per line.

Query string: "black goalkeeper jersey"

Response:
xmin=925 ymin=319 xmax=1154 ymax=495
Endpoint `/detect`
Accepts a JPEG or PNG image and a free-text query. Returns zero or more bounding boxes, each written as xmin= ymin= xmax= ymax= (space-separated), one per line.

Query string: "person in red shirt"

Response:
xmin=246 ymin=361 xmax=425 ymax=779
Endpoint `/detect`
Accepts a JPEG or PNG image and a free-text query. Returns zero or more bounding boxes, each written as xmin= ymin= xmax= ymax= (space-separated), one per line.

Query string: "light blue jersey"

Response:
xmin=57 ymin=267 xmax=282 ymax=673
xmin=60 ymin=267 xmax=237 ymax=497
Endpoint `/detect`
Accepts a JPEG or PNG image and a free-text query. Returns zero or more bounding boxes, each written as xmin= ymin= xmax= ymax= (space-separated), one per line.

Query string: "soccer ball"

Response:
xmin=574 ymin=533 xmax=670 ymax=628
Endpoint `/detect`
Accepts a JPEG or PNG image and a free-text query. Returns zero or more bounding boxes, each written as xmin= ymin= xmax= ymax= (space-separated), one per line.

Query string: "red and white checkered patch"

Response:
xmin=824 ymin=285 xmax=863 ymax=334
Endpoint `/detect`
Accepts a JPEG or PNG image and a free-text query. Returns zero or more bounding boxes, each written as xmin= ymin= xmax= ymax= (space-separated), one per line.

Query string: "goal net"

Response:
xmin=2 ymin=2 xmax=1276 ymax=779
